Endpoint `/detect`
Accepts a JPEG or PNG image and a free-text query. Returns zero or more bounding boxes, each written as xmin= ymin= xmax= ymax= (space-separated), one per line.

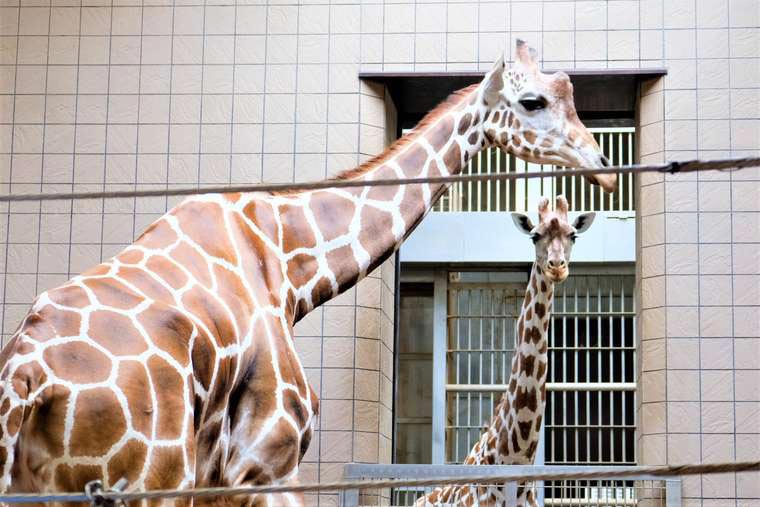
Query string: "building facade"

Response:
xmin=0 ymin=0 xmax=758 ymax=506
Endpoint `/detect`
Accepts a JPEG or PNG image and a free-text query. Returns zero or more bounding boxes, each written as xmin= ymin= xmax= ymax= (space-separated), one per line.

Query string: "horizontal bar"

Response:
xmin=447 ymin=312 xmax=636 ymax=318
xmin=545 ymin=499 xmax=638 ymax=507
xmin=358 ymin=68 xmax=669 ymax=80
xmin=343 ymin=463 xmax=673 ymax=482
xmin=588 ymin=127 xmax=637 ymax=133
xmin=446 ymin=382 xmax=637 ymax=392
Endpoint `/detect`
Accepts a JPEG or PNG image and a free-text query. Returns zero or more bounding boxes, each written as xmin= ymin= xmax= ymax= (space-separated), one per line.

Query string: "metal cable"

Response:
xmin=0 ymin=460 xmax=757 ymax=504
xmin=0 ymin=157 xmax=757 ymax=203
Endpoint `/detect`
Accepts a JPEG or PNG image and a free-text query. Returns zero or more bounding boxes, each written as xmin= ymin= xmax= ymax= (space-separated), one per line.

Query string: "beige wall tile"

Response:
xmin=667 ymin=338 xmax=700 ymax=369
xmin=641 ymin=402 xmax=667 ymax=433
xmin=639 ymin=433 xmax=666 ymax=465
xmin=700 ymin=274 xmax=733 ymax=305
xmin=666 ymin=243 xmax=698 ymax=274
xmin=668 ymin=433 xmax=701 ymax=464
xmin=698 ymin=0 xmax=729 ymax=28
xmin=641 ymin=275 xmax=666 ymax=309
xmin=667 ymin=401 xmax=700 ymax=432
xmin=666 ymin=275 xmax=699 ymax=305
xmin=697 ymin=28 xmax=730 ymax=59
xmin=667 ymin=306 xmax=699 ymax=337
xmin=701 ymin=338 xmax=735 ymax=370
xmin=735 ymin=402 xmax=760 ymax=433
xmin=641 ymin=307 xmax=666 ymax=339
xmin=667 ymin=212 xmax=699 ymax=243
xmin=735 ymin=338 xmax=760 ymax=370
xmin=736 ymin=370 xmax=760 ymax=401
xmin=668 ymin=369 xmax=701 ymax=401
xmin=737 ymin=472 xmax=760 ymax=499
xmin=640 ymin=91 xmax=664 ymax=126
xmin=641 ymin=214 xmax=665 ymax=247
xmin=702 ymin=471 xmax=736 ymax=498
xmin=702 ymin=401 xmax=735 ymax=433
xmin=702 ymin=370 xmax=735 ymax=401
xmin=642 ymin=338 xmax=666 ymax=371
xmin=700 ymin=305 xmax=734 ymax=337
xmin=700 ymin=244 xmax=732 ymax=274
xmin=665 ymin=90 xmax=697 ymax=120
xmin=575 ymin=31 xmax=606 ymax=60
xmin=641 ymin=370 xmax=667 ymax=402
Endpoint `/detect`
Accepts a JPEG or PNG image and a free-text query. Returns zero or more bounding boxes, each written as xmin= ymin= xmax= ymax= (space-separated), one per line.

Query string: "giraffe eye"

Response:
xmin=519 ymin=96 xmax=547 ymax=112
xmin=569 ymin=233 xmax=577 ymax=243
xmin=531 ymin=233 xmax=541 ymax=244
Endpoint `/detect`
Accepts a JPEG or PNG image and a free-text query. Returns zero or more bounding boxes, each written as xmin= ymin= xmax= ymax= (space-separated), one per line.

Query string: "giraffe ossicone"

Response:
xmin=0 ymin=40 xmax=607 ymax=506
xmin=416 ymin=195 xmax=595 ymax=507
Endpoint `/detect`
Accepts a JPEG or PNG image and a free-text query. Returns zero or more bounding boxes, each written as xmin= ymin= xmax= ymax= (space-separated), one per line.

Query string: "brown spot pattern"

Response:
xmin=43 ymin=342 xmax=111 ymax=384
xmin=70 ymin=388 xmax=127 ymax=457
xmin=116 ymin=360 xmax=153 ymax=437
xmin=457 ymin=113 xmax=472 ymax=135
xmin=443 ymin=142 xmax=461 ymax=171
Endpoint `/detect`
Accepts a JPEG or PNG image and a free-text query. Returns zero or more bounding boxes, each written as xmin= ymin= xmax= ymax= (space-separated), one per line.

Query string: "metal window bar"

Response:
xmin=342 ymin=464 xmax=676 ymax=507
xmin=430 ymin=128 xmax=636 ymax=213
xmin=445 ymin=273 xmax=636 ymax=468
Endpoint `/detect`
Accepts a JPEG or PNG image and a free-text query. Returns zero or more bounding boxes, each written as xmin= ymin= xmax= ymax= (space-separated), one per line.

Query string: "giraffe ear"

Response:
xmin=511 ymin=213 xmax=535 ymax=235
xmin=483 ymin=51 xmax=505 ymax=106
xmin=572 ymin=212 xmax=596 ymax=234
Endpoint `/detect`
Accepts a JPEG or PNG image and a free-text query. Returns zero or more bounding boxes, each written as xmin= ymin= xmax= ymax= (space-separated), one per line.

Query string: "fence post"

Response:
xmin=665 ymin=479 xmax=682 ymax=507
xmin=503 ymin=481 xmax=518 ymax=507
xmin=342 ymin=488 xmax=360 ymax=507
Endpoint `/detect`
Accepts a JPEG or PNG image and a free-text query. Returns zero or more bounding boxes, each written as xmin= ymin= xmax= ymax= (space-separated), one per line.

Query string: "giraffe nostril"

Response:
xmin=600 ymin=155 xmax=611 ymax=167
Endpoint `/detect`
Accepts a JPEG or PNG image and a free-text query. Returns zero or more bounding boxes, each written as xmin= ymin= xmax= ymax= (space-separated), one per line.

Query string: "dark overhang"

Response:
xmin=359 ymin=68 xmax=668 ymax=123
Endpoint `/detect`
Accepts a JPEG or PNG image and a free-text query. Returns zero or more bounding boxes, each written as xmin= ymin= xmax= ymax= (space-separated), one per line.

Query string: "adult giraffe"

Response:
xmin=0 ymin=41 xmax=614 ymax=506
xmin=416 ymin=196 xmax=595 ymax=507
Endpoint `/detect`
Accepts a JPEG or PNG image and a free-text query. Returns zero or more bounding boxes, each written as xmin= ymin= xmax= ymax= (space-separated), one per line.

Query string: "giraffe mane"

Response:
xmin=271 ymin=83 xmax=479 ymax=196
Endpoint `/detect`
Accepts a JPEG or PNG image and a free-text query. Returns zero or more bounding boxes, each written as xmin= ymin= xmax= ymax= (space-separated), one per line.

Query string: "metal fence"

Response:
xmin=342 ymin=464 xmax=679 ymax=507
xmin=433 ymin=128 xmax=636 ymax=213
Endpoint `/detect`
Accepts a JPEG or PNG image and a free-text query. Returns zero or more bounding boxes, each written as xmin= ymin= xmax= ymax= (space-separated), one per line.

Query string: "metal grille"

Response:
xmin=546 ymin=274 xmax=636 ymax=466
xmin=445 ymin=276 xmax=523 ymax=463
xmin=444 ymin=270 xmax=636 ymax=466
xmin=387 ymin=480 xmax=663 ymax=507
xmin=433 ymin=128 xmax=636 ymax=213
xmin=343 ymin=464 xmax=674 ymax=507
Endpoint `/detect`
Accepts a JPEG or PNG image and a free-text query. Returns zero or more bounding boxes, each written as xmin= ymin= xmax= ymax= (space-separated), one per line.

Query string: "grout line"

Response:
xmin=726 ymin=3 xmax=739 ymax=507
xmin=290 ymin=2 xmax=299 ymax=183
xmin=196 ymin=0 xmax=207 ymax=189
xmin=692 ymin=5 xmax=704 ymax=506
xmin=98 ymin=0 xmax=115 ymax=266
xmin=131 ymin=0 xmax=145 ymax=252
xmin=227 ymin=0 xmax=236 ymax=187
xmin=258 ymin=0 xmax=268 ymax=183
xmin=0 ymin=0 xmax=22 ymax=346
xmin=164 ymin=0 xmax=176 ymax=212
xmin=33 ymin=2 xmax=53 ymax=296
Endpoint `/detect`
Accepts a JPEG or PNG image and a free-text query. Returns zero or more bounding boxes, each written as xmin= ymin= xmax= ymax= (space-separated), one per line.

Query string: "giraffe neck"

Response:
xmin=278 ymin=85 xmax=492 ymax=321
xmin=467 ymin=263 xmax=552 ymax=467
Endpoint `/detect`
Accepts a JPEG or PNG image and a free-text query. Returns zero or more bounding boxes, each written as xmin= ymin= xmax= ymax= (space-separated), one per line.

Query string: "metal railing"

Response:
xmin=342 ymin=464 xmax=680 ymax=507
xmin=432 ymin=128 xmax=636 ymax=213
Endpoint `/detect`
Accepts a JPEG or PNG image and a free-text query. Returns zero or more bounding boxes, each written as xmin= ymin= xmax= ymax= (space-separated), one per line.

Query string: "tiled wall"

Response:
xmin=634 ymin=1 xmax=760 ymax=506
xmin=0 ymin=0 xmax=396 ymax=499
xmin=1 ymin=0 xmax=758 ymax=504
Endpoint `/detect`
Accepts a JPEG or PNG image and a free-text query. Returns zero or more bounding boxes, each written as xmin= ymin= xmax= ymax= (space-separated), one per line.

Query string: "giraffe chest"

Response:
xmin=194 ymin=326 xmax=318 ymax=488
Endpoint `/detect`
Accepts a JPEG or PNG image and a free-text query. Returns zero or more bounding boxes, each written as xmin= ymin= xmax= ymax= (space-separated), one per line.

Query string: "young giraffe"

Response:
xmin=417 ymin=196 xmax=595 ymax=507
xmin=0 ymin=41 xmax=613 ymax=506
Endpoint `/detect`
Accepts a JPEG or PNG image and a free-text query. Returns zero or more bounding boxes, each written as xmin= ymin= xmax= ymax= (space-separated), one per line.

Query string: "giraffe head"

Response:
xmin=511 ymin=196 xmax=595 ymax=283
xmin=478 ymin=40 xmax=617 ymax=193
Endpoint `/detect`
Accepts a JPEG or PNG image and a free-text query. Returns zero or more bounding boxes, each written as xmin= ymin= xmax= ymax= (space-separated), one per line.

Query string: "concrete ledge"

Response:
xmin=400 ymin=211 xmax=636 ymax=264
